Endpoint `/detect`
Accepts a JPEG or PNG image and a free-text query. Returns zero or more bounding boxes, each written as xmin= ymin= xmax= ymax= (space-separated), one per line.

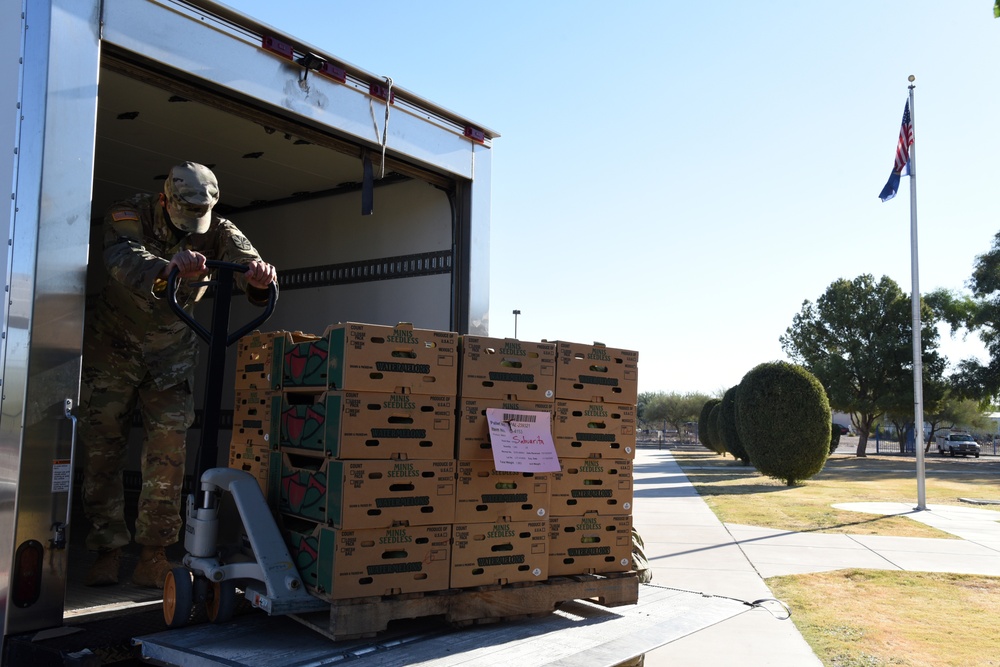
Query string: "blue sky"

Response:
xmin=223 ymin=1 xmax=1000 ymax=395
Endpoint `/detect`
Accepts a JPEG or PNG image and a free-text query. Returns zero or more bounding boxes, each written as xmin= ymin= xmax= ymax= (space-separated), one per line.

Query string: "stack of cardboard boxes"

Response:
xmin=229 ymin=329 xmax=306 ymax=492
xmin=229 ymin=323 xmax=638 ymax=601
xmin=231 ymin=323 xmax=458 ymax=600
xmin=452 ymin=336 xmax=558 ymax=588
xmin=549 ymin=341 xmax=638 ymax=576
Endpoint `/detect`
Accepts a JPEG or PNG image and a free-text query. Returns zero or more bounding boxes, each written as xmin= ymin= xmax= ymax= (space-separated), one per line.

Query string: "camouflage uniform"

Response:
xmin=80 ymin=192 xmax=273 ymax=551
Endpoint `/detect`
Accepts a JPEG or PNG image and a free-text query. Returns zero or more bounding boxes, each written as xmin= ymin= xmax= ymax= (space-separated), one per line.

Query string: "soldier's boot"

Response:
xmin=132 ymin=546 xmax=177 ymax=589
xmin=84 ymin=548 xmax=122 ymax=587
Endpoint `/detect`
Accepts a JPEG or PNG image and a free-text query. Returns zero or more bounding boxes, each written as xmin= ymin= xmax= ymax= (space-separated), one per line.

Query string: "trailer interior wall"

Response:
xmin=230 ymin=178 xmax=455 ymax=334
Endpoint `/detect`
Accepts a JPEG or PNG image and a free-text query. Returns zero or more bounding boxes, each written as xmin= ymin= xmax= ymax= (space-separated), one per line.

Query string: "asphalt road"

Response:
xmin=832 ymin=434 xmax=1000 ymax=468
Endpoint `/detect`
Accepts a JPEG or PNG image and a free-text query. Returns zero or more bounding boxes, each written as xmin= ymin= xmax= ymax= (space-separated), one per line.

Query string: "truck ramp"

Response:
xmin=136 ymin=583 xmax=755 ymax=667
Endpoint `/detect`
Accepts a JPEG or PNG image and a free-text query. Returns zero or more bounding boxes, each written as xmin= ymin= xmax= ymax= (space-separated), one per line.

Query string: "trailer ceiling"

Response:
xmin=92 ymin=62 xmax=440 ymax=221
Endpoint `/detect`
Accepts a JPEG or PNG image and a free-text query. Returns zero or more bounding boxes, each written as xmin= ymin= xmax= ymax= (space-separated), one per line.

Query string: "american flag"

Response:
xmin=878 ymin=100 xmax=913 ymax=202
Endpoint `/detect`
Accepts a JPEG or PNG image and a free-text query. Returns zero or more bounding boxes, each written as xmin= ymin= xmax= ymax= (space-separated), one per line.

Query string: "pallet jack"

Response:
xmin=162 ymin=260 xmax=326 ymax=628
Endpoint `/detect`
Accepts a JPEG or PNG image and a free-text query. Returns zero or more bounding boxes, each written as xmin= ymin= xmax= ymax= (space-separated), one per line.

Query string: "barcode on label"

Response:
xmin=502 ymin=413 xmax=537 ymax=423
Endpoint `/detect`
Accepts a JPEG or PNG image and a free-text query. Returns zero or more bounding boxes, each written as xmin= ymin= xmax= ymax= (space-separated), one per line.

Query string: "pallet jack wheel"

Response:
xmin=163 ymin=567 xmax=195 ymax=628
xmin=206 ymin=579 xmax=238 ymax=624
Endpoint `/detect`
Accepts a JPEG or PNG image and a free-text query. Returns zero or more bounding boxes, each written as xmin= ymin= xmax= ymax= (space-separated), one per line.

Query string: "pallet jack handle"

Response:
xmin=167 ymin=260 xmax=277 ymax=502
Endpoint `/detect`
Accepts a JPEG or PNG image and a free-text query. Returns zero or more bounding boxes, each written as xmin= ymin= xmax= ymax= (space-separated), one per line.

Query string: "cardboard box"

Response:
xmin=232 ymin=388 xmax=281 ymax=447
xmin=553 ymin=341 xmax=638 ymax=404
xmin=550 ymin=459 xmax=633 ymax=516
xmin=548 ymin=514 xmax=633 ymax=576
xmin=282 ymin=322 xmax=458 ymax=395
xmin=278 ymin=455 xmax=456 ymax=528
xmin=455 ymin=460 xmax=550 ymax=523
xmin=458 ymin=336 xmax=556 ymax=400
xmin=228 ymin=442 xmax=279 ymax=502
xmin=285 ymin=519 xmax=451 ymax=599
xmin=552 ymin=400 xmax=636 ymax=459
xmin=279 ymin=390 xmax=455 ymax=460
xmin=450 ymin=520 xmax=548 ymax=588
xmin=456 ymin=397 xmax=554 ymax=460
xmin=236 ymin=330 xmax=319 ymax=390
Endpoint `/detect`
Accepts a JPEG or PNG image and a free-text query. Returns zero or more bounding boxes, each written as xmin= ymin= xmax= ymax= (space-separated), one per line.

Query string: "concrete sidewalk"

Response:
xmin=630 ymin=447 xmax=1000 ymax=666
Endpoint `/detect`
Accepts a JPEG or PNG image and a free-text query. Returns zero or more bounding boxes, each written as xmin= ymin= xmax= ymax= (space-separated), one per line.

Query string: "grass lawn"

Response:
xmin=767 ymin=570 xmax=1000 ymax=667
xmin=671 ymin=446 xmax=1000 ymax=538
xmin=669 ymin=443 xmax=1000 ymax=666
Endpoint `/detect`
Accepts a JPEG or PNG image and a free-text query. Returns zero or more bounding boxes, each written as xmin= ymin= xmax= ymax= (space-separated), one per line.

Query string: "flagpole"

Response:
xmin=907 ymin=75 xmax=927 ymax=511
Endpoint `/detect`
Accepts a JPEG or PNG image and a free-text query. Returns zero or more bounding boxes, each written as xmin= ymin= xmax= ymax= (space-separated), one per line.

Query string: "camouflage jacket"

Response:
xmin=88 ymin=193 xmax=275 ymax=390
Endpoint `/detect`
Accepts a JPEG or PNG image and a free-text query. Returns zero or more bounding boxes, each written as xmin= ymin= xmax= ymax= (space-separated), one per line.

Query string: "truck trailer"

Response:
xmin=2 ymin=0 xmax=494 ymax=654
xmin=1 ymin=2 xmax=757 ymax=664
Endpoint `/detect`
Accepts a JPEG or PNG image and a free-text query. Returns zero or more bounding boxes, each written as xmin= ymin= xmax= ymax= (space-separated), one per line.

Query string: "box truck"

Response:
xmin=1 ymin=2 xmax=751 ymax=664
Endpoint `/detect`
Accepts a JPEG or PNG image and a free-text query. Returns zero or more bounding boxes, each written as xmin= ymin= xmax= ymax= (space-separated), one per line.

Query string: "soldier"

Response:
xmin=80 ymin=161 xmax=277 ymax=588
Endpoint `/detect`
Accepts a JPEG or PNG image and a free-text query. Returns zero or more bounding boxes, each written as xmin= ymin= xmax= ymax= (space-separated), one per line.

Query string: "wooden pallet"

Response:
xmin=292 ymin=572 xmax=639 ymax=641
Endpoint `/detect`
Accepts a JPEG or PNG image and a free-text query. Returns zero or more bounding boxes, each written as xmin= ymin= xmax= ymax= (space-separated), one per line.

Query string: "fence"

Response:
xmin=873 ymin=427 xmax=916 ymax=455
xmin=873 ymin=427 xmax=999 ymax=456
xmin=636 ymin=421 xmax=698 ymax=448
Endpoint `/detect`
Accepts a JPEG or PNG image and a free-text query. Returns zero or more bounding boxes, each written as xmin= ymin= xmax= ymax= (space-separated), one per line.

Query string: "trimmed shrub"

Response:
xmin=707 ymin=403 xmax=725 ymax=455
xmin=735 ymin=361 xmax=831 ymax=485
xmin=829 ymin=424 xmax=841 ymax=455
xmin=698 ymin=399 xmax=722 ymax=453
xmin=719 ymin=385 xmax=750 ymax=465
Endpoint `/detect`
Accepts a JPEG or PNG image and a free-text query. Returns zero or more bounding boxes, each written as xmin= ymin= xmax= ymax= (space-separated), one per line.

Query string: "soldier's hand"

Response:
xmin=164 ymin=250 xmax=208 ymax=279
xmin=245 ymin=260 xmax=276 ymax=289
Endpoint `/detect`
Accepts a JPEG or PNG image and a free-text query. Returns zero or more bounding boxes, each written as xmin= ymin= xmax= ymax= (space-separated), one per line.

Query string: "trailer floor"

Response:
xmin=65 ymin=546 xmax=179 ymax=616
xmin=135 ymin=583 xmax=752 ymax=667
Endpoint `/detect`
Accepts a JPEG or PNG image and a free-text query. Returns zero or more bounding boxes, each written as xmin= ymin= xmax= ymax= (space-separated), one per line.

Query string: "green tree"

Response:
xmin=780 ymin=274 xmax=942 ymax=457
xmin=881 ymin=355 xmax=949 ymax=451
xmin=637 ymin=392 xmax=655 ymax=422
xmin=641 ymin=391 xmax=711 ymax=439
xmin=698 ymin=399 xmax=721 ymax=453
xmin=922 ymin=393 xmax=991 ymax=452
xmin=917 ymin=371 xmax=950 ymax=444
xmin=884 ymin=384 xmax=976 ymax=453
xmin=719 ymin=385 xmax=750 ymax=464
xmin=926 ymin=231 xmax=1000 ymax=402
xmin=735 ymin=361 xmax=831 ymax=485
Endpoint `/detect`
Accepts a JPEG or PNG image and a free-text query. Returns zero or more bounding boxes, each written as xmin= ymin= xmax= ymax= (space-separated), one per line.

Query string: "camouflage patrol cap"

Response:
xmin=164 ymin=162 xmax=220 ymax=234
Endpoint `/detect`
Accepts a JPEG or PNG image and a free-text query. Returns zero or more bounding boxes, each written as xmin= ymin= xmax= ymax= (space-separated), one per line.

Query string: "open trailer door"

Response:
xmin=0 ymin=0 xmax=100 ymax=649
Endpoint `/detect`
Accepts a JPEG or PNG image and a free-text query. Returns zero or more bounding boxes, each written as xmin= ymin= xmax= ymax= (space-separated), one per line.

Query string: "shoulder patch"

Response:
xmin=232 ymin=233 xmax=253 ymax=251
xmin=112 ymin=210 xmax=140 ymax=222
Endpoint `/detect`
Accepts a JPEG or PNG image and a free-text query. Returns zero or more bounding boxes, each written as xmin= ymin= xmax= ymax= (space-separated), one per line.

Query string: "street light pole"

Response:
xmin=513 ymin=309 xmax=521 ymax=339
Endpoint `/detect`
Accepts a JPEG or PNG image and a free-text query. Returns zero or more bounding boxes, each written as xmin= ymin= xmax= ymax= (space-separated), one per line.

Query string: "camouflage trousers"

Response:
xmin=79 ymin=346 xmax=194 ymax=551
